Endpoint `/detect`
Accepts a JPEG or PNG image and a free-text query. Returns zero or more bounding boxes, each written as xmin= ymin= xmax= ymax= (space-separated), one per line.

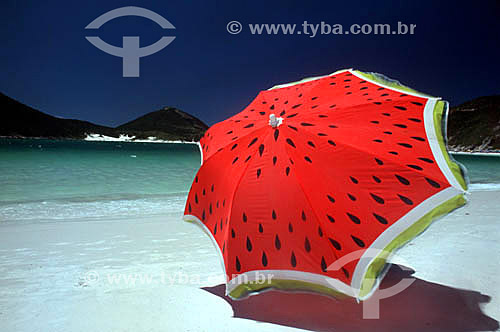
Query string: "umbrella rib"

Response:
xmin=223 ymin=129 xmax=273 ymax=268
xmin=297 ymin=124 xmax=447 ymax=187
xmin=281 ymin=139 xmax=342 ymax=267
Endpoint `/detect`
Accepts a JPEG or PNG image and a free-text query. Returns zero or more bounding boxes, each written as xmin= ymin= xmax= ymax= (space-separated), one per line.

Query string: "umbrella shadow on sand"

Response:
xmin=202 ymin=264 xmax=499 ymax=332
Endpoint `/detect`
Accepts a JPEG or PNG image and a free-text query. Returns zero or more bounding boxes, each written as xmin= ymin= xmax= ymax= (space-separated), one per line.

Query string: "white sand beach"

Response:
xmin=0 ymin=190 xmax=499 ymax=332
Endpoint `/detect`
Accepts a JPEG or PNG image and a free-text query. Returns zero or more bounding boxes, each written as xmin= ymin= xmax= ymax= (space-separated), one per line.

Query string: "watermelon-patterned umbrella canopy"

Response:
xmin=183 ymin=69 xmax=468 ymax=301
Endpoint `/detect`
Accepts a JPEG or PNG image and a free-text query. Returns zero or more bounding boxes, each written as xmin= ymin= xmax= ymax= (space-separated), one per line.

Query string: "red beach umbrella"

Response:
xmin=183 ymin=69 xmax=467 ymax=300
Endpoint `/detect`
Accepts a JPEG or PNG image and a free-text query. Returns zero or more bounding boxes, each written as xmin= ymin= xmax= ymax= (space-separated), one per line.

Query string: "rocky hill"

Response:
xmin=0 ymin=93 xmax=208 ymax=142
xmin=447 ymin=95 xmax=500 ymax=152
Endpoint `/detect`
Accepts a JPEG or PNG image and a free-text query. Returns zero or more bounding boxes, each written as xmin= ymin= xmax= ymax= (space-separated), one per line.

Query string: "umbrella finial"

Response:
xmin=269 ymin=113 xmax=283 ymax=128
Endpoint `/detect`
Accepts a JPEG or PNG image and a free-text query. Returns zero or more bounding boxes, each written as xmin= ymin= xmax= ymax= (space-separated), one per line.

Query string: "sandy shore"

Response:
xmin=0 ymin=191 xmax=499 ymax=332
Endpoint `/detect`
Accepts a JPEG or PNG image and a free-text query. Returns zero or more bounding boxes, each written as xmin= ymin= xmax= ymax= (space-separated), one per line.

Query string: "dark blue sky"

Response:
xmin=2 ymin=0 xmax=499 ymax=127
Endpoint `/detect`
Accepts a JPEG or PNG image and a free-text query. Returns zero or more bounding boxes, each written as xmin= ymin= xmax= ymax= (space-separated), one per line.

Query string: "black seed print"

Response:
xmin=304 ymin=156 xmax=312 ymax=163
xmin=360 ymin=87 xmax=368 ymax=90
xmin=307 ymin=141 xmax=315 ymax=148
xmin=301 ymin=123 xmax=314 ymax=127
xmin=377 ymin=87 xmax=384 ymax=90
xmin=344 ymin=79 xmax=351 ymax=82
xmin=195 ymin=194 xmax=198 ymax=204
xmin=195 ymin=176 xmax=198 ymax=183
xmin=360 ymin=80 xmax=367 ymax=83
xmin=243 ymin=213 xmax=247 ymax=222
xmin=232 ymin=157 xmax=239 ymax=164
xmin=223 ymin=199 xmax=226 ymax=207
xmin=231 ymin=144 xmax=237 ymax=151
xmin=394 ymin=124 xmax=407 ymax=128
xmin=381 ymin=93 xmax=389 ymax=97
xmin=318 ymin=226 xmax=323 ymax=237
xmin=288 ymin=222 xmax=293 ymax=232
xmin=347 ymin=213 xmax=361 ymax=224
xmin=262 ymin=101 xmax=267 ymax=104
xmin=216 ymin=201 xmax=219 ymax=208
xmin=383 ymin=131 xmax=392 ymax=135
xmin=287 ymin=113 xmax=298 ymax=118
xmin=270 ymin=104 xmax=275 ymax=110
xmin=259 ymin=144 xmax=265 ymax=156
xmin=226 ymin=131 xmax=233 ymax=135
xmin=288 ymin=125 xmax=298 ymax=131
xmin=329 ymin=104 xmax=336 ymax=108
xmin=290 ymin=158 xmax=294 ymax=165
xmin=262 ymin=252 xmax=268 ymax=267
xmin=248 ymin=138 xmax=258 ymax=147
xmin=245 ymin=155 xmax=251 ymax=162
xmin=373 ymin=176 xmax=381 ymax=183
xmin=223 ymin=242 xmax=225 ymax=254
xmin=257 ymin=169 xmax=261 ymax=178
xmin=370 ymin=193 xmax=385 ymax=204
xmin=231 ymin=228 xmax=235 ymax=238
xmin=328 ymin=140 xmax=336 ymax=146
xmin=382 ymin=113 xmax=391 ymax=117
xmin=273 ymin=156 xmax=277 ymax=165
xmin=325 ymin=194 xmax=335 ymax=203
xmin=259 ymin=112 xmax=265 ymax=115
xmin=425 ymin=177 xmax=441 ymax=188
xmin=348 ymin=193 xmax=356 ymax=201
xmin=246 ymin=237 xmax=253 ymax=252
xmin=373 ymin=213 xmax=388 ymax=224
xmin=272 ymin=210 xmax=277 ymax=220
xmin=202 ymin=209 xmax=205 ymax=221
xmin=346 ymin=92 xmax=352 ymax=95
xmin=274 ymin=130 xmax=279 ymax=141
xmin=418 ymin=157 xmax=434 ymax=164
xmin=318 ymin=114 xmax=328 ymax=118
xmin=400 ymin=94 xmax=408 ymax=97
xmin=318 ymin=133 xmax=327 ymax=136
xmin=330 ymin=82 xmax=336 ymax=86
xmin=213 ymin=223 xmax=217 ymax=235
xmin=327 ymin=215 xmax=335 ymax=223
xmin=411 ymin=136 xmax=425 ymax=142
xmin=211 ymin=184 xmax=214 ymax=192
xmin=275 ymin=235 xmax=281 ymax=250
xmin=398 ymin=194 xmax=414 ymax=205
xmin=291 ymin=252 xmax=297 ymax=267
xmin=342 ymin=268 xmax=350 ymax=278
xmin=292 ymin=104 xmax=302 ymax=109
xmin=301 ymin=211 xmax=307 ymax=221
xmin=286 ymin=138 xmax=296 ymax=148
xmin=389 ymin=151 xmax=399 ymax=155
xmin=350 ymin=176 xmax=359 ymax=184
xmin=351 ymin=235 xmax=365 ymax=248
xmin=220 ymin=219 xmax=223 ymax=230
xmin=371 ymin=121 xmax=380 ymax=124
xmin=311 ymin=96 xmax=318 ymax=100
xmin=411 ymin=101 xmax=423 ymax=106
xmin=395 ymin=174 xmax=410 ymax=185
xmin=408 ymin=117 xmax=422 ymax=123
xmin=311 ymin=105 xmax=319 ymax=109
xmin=244 ymin=123 xmax=254 ymax=128
xmin=373 ymin=139 xmax=383 ymax=143
xmin=394 ymin=106 xmax=407 ymax=110
xmin=398 ymin=143 xmax=413 ymax=148
xmin=209 ymin=203 xmax=212 ymax=215
xmin=280 ymin=110 xmax=286 ymax=116
xmin=258 ymin=223 xmax=263 ymax=233
xmin=373 ymin=102 xmax=382 ymax=105
xmin=375 ymin=158 xmax=384 ymax=165
xmin=407 ymin=164 xmax=423 ymax=171
xmin=203 ymin=188 xmax=206 ymax=196
xmin=298 ymin=93 xmax=302 ymax=97
xmin=328 ymin=125 xmax=338 ymax=128
xmin=321 ymin=257 xmax=327 ymax=272
xmin=304 ymin=237 xmax=311 ymax=252
xmin=236 ymin=257 xmax=241 ymax=272
xmin=329 ymin=238 xmax=341 ymax=250
xmin=285 ymin=167 xmax=290 ymax=176
xmin=188 ymin=203 xmax=192 ymax=213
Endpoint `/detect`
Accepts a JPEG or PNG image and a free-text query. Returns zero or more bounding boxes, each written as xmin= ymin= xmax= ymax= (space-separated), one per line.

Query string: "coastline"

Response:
xmin=0 ymin=135 xmax=199 ymax=145
xmin=0 ymin=189 xmax=498 ymax=331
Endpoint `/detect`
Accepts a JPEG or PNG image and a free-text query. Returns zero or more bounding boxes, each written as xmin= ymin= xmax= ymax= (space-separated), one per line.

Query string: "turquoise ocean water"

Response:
xmin=0 ymin=139 xmax=499 ymax=222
